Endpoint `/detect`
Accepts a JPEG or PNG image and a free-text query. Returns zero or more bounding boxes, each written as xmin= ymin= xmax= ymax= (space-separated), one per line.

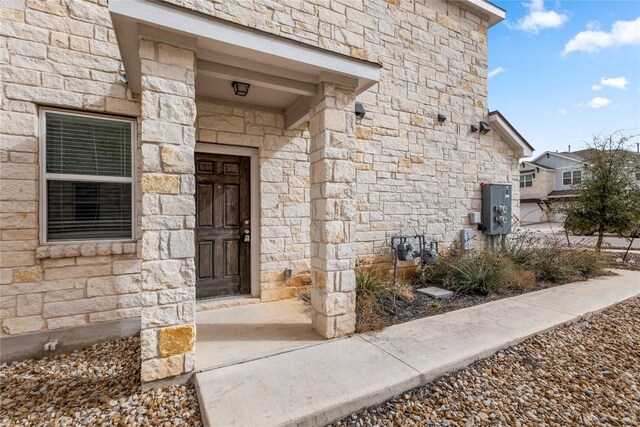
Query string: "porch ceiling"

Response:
xmin=109 ymin=0 xmax=381 ymax=129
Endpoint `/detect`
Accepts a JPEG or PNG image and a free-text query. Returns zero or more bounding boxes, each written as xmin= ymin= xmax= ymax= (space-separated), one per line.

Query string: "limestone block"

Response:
xmin=16 ymin=293 xmax=43 ymax=316
xmin=113 ymin=260 xmax=142 ymax=275
xmin=90 ymin=307 xmax=140 ymax=322
xmin=140 ymin=328 xmax=158 ymax=360
xmin=141 ymin=354 xmax=184 ymax=383
xmin=141 ymin=259 xmax=194 ymax=290
xmin=141 ymin=120 xmax=183 ymax=145
xmin=44 ymin=264 xmax=111 ymax=281
xmin=169 ymin=230 xmax=195 ymax=258
xmin=1 ymin=315 xmax=45 ymax=334
xmin=47 ymin=314 xmax=87 ymax=330
xmin=142 ymin=144 xmax=161 ymax=172
xmin=161 ymin=145 xmax=195 ymax=173
xmin=43 ymin=296 xmax=119 ymax=318
xmin=335 ymin=313 xmax=356 ymax=336
xmin=43 ymin=289 xmax=85 ymax=303
xmin=158 ymin=44 xmax=195 ymax=70
xmin=141 ymin=174 xmax=181 ymax=194
xmin=0 ymin=180 xmax=37 ymax=201
xmin=14 ymin=266 xmax=42 ymax=283
xmin=86 ymin=275 xmax=141 ymax=297
xmin=0 ymin=251 xmax=35 ymax=268
xmin=199 ymin=113 xmax=244 ymax=132
xmin=158 ymin=324 xmax=195 ymax=357
xmin=142 ymin=305 xmax=179 ymax=328
xmin=159 ymin=94 xmax=196 ymax=125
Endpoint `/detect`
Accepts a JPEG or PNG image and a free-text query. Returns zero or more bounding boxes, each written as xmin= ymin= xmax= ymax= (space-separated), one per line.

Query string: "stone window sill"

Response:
xmin=36 ymin=242 xmax=137 ymax=259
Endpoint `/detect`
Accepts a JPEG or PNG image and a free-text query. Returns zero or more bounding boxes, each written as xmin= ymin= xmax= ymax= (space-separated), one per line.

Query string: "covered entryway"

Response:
xmin=195 ymin=153 xmax=250 ymax=299
xmin=109 ymin=0 xmax=380 ymax=384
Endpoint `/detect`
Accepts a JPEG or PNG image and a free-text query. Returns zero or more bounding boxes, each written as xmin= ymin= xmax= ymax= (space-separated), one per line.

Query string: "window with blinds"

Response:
xmin=43 ymin=110 xmax=135 ymax=242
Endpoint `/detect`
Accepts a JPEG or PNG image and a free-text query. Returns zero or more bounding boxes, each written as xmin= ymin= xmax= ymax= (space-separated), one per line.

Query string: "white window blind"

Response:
xmin=43 ymin=111 xmax=135 ymax=242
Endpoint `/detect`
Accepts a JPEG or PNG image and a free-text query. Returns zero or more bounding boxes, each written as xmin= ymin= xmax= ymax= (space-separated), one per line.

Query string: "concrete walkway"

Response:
xmin=193 ymin=269 xmax=640 ymax=427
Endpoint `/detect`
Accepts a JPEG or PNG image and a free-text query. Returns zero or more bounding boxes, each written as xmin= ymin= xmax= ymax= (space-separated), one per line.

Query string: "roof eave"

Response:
xmin=488 ymin=110 xmax=534 ymax=158
xmin=458 ymin=0 xmax=506 ymax=27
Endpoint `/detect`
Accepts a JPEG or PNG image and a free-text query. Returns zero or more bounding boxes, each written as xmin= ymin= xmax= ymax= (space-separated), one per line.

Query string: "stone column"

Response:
xmin=309 ymin=83 xmax=357 ymax=338
xmin=138 ymin=39 xmax=197 ymax=384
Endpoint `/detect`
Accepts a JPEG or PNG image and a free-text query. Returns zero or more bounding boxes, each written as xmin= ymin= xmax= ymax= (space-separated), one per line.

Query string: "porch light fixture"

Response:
xmin=355 ymin=102 xmax=366 ymax=119
xmin=437 ymin=113 xmax=447 ymax=123
xmin=479 ymin=121 xmax=490 ymax=134
xmin=470 ymin=124 xmax=478 ymax=133
xmin=231 ymin=81 xmax=250 ymax=97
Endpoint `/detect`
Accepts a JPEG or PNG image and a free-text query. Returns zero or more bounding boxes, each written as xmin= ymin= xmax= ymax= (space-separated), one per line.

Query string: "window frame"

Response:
xmin=39 ymin=108 xmax=137 ymax=244
xmin=520 ymin=173 xmax=533 ymax=188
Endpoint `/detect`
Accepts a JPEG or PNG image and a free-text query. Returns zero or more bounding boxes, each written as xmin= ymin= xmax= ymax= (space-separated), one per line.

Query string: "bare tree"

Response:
xmin=563 ymin=132 xmax=640 ymax=252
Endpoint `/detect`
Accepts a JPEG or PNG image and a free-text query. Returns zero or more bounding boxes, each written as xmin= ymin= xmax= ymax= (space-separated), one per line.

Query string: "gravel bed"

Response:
xmin=333 ymin=297 xmax=640 ymax=427
xmin=604 ymin=251 xmax=640 ymax=271
xmin=0 ymin=337 xmax=202 ymax=426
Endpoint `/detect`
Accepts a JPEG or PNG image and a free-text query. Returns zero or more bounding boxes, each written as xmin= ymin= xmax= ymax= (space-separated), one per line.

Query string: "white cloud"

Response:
xmin=563 ymin=17 xmax=640 ymax=55
xmin=516 ymin=0 xmax=568 ymax=33
xmin=558 ymin=108 xmax=567 ymax=115
xmin=488 ymin=67 xmax=507 ymax=78
xmin=600 ymin=76 xmax=629 ymax=89
xmin=592 ymin=84 xmax=602 ymax=91
xmin=587 ymin=97 xmax=611 ymax=109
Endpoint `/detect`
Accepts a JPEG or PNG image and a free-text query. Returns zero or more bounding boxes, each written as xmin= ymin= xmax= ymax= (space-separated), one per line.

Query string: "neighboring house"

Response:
xmin=519 ymin=149 xmax=640 ymax=224
xmin=0 ymin=0 xmax=533 ymax=385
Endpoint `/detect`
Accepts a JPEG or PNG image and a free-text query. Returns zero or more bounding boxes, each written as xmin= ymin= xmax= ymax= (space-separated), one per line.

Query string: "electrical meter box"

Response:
xmin=481 ymin=183 xmax=512 ymax=235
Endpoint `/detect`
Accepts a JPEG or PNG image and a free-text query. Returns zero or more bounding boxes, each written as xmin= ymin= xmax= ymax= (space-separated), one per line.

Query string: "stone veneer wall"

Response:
xmin=1 ymin=0 xmax=523 ymax=339
xmin=0 ymin=0 xmax=141 ymax=336
xmin=163 ymin=0 xmax=521 ymax=259
xmin=519 ymin=164 xmax=555 ymax=201
xmin=196 ymin=101 xmax=312 ymax=302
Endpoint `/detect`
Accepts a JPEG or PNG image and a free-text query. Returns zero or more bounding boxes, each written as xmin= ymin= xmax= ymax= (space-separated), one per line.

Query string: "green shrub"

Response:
xmin=445 ymin=252 xmax=508 ymax=295
xmin=418 ymin=234 xmax=606 ymax=294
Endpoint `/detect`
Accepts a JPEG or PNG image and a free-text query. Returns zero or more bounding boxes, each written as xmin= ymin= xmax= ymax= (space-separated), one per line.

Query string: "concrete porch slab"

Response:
xmin=195 ymin=298 xmax=324 ymax=372
xmin=194 ymin=269 xmax=640 ymax=426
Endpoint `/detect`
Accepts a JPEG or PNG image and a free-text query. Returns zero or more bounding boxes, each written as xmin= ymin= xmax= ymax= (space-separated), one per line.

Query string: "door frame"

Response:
xmin=195 ymin=142 xmax=260 ymax=298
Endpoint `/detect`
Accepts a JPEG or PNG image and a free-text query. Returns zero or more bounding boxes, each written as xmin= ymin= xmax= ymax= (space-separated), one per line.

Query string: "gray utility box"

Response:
xmin=481 ymin=183 xmax=512 ymax=235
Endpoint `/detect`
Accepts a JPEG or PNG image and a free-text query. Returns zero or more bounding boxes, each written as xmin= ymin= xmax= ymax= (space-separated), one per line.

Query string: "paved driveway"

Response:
xmin=521 ymin=222 xmax=640 ymax=250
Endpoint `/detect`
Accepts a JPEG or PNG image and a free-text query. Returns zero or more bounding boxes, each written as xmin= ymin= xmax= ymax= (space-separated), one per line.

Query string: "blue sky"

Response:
xmin=487 ymin=0 xmax=640 ymax=156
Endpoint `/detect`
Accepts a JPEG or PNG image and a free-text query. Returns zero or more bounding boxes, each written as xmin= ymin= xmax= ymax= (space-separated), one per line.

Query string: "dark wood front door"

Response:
xmin=195 ymin=153 xmax=250 ymax=299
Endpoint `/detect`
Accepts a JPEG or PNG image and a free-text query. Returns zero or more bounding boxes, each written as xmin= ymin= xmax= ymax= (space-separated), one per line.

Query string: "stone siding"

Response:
xmin=164 ymin=0 xmax=520 ymax=258
xmin=1 ymin=0 xmax=522 ymax=341
xmin=519 ymin=164 xmax=555 ymax=200
xmin=0 ymin=0 xmax=141 ymax=336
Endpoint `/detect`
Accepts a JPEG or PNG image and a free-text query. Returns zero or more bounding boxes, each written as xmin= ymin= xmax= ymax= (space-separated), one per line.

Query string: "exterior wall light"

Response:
xmin=479 ymin=121 xmax=490 ymax=134
xmin=437 ymin=113 xmax=447 ymax=123
xmin=231 ymin=81 xmax=250 ymax=96
xmin=355 ymin=102 xmax=366 ymax=118
xmin=470 ymin=124 xmax=478 ymax=132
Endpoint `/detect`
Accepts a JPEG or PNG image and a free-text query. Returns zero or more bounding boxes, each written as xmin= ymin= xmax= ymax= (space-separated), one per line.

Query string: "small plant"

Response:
xmin=431 ymin=300 xmax=442 ymax=310
xmin=355 ymin=264 xmax=415 ymax=332
xmin=445 ymin=252 xmax=507 ymax=295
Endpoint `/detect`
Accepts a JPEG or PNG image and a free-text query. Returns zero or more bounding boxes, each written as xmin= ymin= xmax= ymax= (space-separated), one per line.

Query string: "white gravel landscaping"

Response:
xmin=333 ymin=297 xmax=640 ymax=426
xmin=0 ymin=337 xmax=202 ymax=426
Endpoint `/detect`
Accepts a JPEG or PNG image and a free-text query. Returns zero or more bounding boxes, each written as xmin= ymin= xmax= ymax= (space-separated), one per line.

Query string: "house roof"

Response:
xmin=530 ymin=150 xmax=584 ymax=165
xmin=458 ymin=0 xmax=505 ymax=27
xmin=532 ymin=148 xmax=640 ymax=167
xmin=488 ymin=110 xmax=534 ymax=158
xmin=520 ymin=160 xmax=554 ymax=171
xmin=547 ymin=189 xmax=578 ymax=198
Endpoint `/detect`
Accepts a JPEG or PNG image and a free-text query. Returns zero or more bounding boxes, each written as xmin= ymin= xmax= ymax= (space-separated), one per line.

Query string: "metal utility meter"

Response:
xmin=481 ymin=183 xmax=512 ymax=235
